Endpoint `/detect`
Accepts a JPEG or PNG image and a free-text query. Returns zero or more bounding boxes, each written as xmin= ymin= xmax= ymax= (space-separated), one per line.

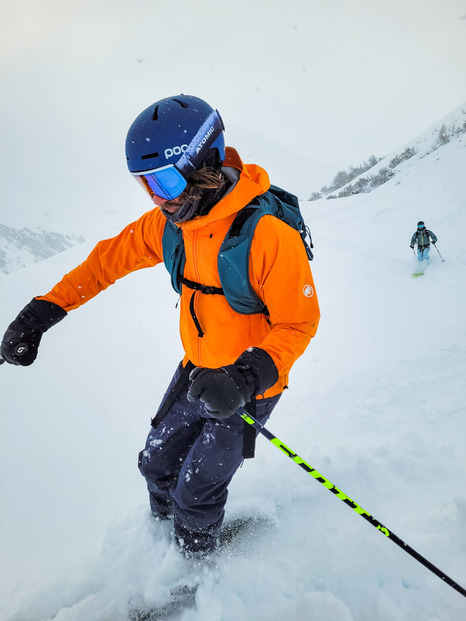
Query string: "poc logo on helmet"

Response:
xmin=164 ymin=145 xmax=188 ymax=159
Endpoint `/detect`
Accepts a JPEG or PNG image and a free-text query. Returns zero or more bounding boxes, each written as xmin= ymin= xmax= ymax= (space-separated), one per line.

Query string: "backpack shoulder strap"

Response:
xmin=218 ymin=186 xmax=314 ymax=314
xmin=228 ymin=204 xmax=260 ymax=238
xmin=218 ymin=198 xmax=269 ymax=315
xmin=161 ymin=220 xmax=185 ymax=294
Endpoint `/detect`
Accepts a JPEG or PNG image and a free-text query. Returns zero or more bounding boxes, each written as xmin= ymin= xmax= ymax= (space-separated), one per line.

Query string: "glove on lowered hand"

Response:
xmin=1 ymin=298 xmax=67 ymax=366
xmin=187 ymin=347 xmax=278 ymax=420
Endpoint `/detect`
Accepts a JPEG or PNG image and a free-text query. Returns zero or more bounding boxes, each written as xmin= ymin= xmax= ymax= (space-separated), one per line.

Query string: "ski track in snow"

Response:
xmin=1 ymin=117 xmax=466 ymax=620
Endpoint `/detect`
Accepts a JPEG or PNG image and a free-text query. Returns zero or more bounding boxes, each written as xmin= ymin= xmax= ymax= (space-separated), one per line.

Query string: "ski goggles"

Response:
xmin=417 ymin=224 xmax=426 ymax=229
xmin=131 ymin=109 xmax=224 ymax=202
xmin=133 ymin=165 xmax=187 ymax=202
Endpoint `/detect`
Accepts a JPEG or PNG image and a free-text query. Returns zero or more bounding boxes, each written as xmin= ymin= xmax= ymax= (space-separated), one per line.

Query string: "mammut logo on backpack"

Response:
xmin=303 ymin=285 xmax=314 ymax=298
xmin=164 ymin=145 xmax=188 ymax=159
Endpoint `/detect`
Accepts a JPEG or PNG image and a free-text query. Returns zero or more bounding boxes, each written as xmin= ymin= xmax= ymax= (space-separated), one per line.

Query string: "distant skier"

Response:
xmin=410 ymin=221 xmax=438 ymax=262
xmin=0 ymin=95 xmax=320 ymax=560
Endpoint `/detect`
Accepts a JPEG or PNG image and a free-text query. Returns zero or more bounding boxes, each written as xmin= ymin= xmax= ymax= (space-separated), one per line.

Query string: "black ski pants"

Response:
xmin=138 ymin=361 xmax=281 ymax=556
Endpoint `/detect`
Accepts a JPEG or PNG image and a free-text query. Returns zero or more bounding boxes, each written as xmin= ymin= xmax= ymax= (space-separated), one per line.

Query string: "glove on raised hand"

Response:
xmin=187 ymin=347 xmax=278 ymax=420
xmin=1 ymin=298 xmax=67 ymax=366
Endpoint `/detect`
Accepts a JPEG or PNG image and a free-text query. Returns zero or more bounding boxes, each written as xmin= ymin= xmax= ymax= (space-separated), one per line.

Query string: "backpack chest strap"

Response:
xmin=180 ymin=277 xmax=224 ymax=296
xmin=180 ymin=276 xmax=225 ymax=337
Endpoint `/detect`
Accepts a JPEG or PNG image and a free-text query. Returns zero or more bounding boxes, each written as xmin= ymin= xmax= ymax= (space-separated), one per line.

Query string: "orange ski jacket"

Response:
xmin=38 ymin=148 xmax=320 ymax=398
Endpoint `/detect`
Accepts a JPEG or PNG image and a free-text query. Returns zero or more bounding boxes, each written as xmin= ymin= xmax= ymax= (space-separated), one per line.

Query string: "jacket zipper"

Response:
xmin=192 ymin=230 xmax=203 ymax=365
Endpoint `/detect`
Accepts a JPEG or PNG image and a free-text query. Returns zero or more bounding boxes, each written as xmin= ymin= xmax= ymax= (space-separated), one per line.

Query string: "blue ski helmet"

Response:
xmin=125 ymin=95 xmax=225 ymax=176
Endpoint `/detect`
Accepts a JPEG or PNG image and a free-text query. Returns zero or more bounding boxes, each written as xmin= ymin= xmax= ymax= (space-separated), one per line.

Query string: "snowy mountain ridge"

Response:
xmin=0 ymin=223 xmax=85 ymax=275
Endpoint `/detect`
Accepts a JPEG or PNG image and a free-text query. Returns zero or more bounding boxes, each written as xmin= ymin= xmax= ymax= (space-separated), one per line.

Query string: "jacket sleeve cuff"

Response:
xmin=28 ymin=298 xmax=68 ymax=331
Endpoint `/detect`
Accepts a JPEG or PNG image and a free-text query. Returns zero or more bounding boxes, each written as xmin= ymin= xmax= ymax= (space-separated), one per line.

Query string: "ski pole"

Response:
xmin=432 ymin=242 xmax=445 ymax=262
xmin=238 ymin=408 xmax=466 ymax=599
xmin=411 ymin=246 xmax=416 ymax=256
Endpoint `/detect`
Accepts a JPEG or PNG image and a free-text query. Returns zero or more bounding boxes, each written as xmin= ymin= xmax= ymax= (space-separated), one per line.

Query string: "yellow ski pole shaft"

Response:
xmin=238 ymin=408 xmax=466 ymax=599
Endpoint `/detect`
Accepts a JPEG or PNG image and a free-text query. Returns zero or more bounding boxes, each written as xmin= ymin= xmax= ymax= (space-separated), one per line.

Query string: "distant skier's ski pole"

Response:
xmin=432 ymin=242 xmax=445 ymax=262
xmin=238 ymin=408 xmax=466 ymax=599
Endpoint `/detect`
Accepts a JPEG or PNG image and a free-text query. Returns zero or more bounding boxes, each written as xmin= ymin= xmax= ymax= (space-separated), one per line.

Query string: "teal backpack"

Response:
xmin=161 ymin=185 xmax=313 ymax=336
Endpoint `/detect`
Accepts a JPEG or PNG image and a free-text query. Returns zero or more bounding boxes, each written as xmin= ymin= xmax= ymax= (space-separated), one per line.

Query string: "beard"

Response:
xmin=159 ymin=182 xmax=227 ymax=223
xmin=160 ymin=195 xmax=200 ymax=223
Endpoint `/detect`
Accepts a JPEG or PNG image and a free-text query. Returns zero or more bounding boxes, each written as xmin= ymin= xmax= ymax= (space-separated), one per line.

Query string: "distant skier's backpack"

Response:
xmin=162 ymin=185 xmax=314 ymax=328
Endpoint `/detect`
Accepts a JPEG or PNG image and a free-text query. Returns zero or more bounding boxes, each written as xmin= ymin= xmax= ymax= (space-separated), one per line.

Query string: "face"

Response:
xmin=160 ymin=199 xmax=183 ymax=217
xmin=145 ymin=188 xmax=186 ymax=217
xmin=157 ymin=193 xmax=186 ymax=217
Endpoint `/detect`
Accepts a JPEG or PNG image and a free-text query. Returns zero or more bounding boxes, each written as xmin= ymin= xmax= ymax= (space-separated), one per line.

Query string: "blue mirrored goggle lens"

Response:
xmin=134 ymin=166 xmax=187 ymax=201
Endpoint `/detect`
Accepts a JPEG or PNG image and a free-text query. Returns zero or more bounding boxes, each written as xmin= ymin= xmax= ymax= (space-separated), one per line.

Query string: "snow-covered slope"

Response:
xmin=1 ymin=117 xmax=465 ymax=620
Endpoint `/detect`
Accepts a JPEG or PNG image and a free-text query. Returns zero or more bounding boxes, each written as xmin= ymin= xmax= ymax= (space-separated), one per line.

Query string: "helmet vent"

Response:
xmin=173 ymin=98 xmax=189 ymax=109
xmin=141 ymin=152 xmax=159 ymax=160
xmin=151 ymin=105 xmax=159 ymax=121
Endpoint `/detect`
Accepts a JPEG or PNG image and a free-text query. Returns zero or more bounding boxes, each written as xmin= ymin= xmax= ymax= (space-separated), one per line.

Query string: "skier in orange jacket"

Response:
xmin=1 ymin=95 xmax=320 ymax=557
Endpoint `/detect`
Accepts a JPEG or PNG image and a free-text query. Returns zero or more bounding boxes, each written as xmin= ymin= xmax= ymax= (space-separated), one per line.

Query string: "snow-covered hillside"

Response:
xmin=312 ymin=103 xmax=466 ymax=200
xmin=1 ymin=111 xmax=465 ymax=620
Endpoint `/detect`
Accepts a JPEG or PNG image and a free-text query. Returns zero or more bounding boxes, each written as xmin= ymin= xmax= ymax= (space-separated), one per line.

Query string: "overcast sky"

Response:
xmin=1 ymin=0 xmax=465 ymax=232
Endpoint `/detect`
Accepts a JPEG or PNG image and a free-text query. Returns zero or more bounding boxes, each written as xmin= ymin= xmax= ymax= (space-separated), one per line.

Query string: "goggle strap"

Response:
xmin=176 ymin=110 xmax=224 ymax=178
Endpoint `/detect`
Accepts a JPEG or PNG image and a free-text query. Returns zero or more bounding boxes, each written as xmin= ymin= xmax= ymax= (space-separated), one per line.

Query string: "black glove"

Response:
xmin=1 ymin=298 xmax=67 ymax=366
xmin=410 ymin=245 xmax=414 ymax=249
xmin=187 ymin=347 xmax=278 ymax=419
